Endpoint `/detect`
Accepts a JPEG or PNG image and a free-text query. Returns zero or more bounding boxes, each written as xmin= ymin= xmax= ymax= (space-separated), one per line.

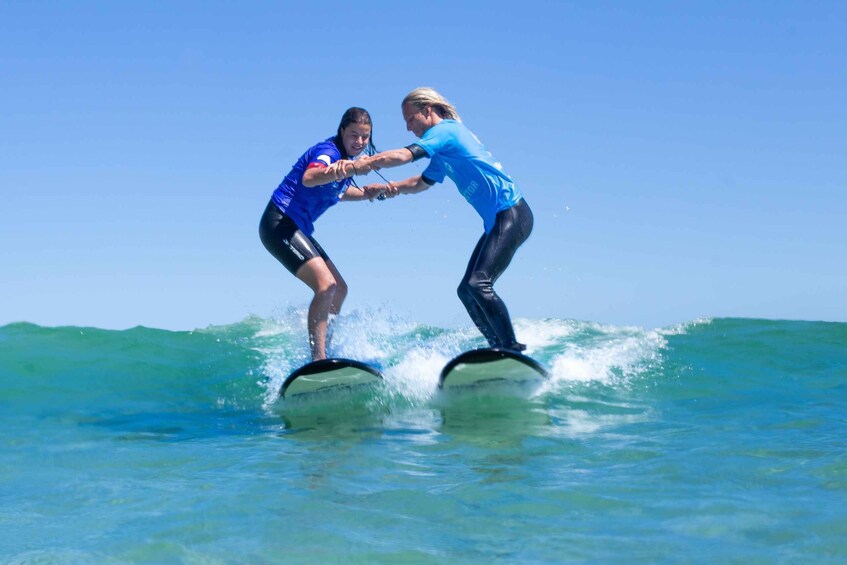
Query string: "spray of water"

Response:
xmin=252 ymin=307 xmax=676 ymax=412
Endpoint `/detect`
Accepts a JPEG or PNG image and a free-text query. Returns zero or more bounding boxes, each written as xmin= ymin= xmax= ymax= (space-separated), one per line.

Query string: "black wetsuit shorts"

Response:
xmin=259 ymin=200 xmax=329 ymax=275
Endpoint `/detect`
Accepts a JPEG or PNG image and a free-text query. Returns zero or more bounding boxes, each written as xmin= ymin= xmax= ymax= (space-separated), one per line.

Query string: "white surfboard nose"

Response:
xmin=281 ymin=358 xmax=383 ymax=399
xmin=438 ymin=347 xmax=548 ymax=390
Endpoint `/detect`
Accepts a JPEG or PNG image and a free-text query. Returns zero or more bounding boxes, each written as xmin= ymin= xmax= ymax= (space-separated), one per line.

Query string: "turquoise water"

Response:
xmin=2 ymin=314 xmax=846 ymax=563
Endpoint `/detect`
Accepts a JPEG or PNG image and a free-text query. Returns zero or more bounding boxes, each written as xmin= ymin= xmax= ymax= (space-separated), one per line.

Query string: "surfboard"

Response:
xmin=280 ymin=358 xmax=383 ymax=399
xmin=438 ymin=348 xmax=548 ymax=391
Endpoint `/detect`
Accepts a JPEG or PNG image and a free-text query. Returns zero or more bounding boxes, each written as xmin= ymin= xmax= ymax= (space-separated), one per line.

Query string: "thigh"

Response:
xmin=472 ymin=201 xmax=532 ymax=281
xmin=295 ymin=255 xmax=336 ymax=293
xmin=259 ymin=201 xmax=330 ymax=276
xmin=296 ymin=256 xmax=346 ymax=295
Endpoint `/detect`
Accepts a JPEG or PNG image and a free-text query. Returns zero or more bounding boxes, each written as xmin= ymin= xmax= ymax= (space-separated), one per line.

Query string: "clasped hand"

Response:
xmin=362 ymin=182 xmax=399 ymax=201
xmin=325 ymin=156 xmax=380 ymax=181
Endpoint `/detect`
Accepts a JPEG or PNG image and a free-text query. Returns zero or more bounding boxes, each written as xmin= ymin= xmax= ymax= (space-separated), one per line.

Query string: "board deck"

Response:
xmin=280 ymin=358 xmax=383 ymax=399
xmin=439 ymin=348 xmax=548 ymax=391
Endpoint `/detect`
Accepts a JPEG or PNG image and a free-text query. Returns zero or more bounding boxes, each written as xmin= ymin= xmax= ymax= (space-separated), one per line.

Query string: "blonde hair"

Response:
xmin=402 ymin=87 xmax=462 ymax=122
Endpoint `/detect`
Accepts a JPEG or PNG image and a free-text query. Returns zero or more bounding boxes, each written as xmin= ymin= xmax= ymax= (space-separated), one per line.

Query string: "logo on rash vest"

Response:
xmin=316 ymin=155 xmax=332 ymax=167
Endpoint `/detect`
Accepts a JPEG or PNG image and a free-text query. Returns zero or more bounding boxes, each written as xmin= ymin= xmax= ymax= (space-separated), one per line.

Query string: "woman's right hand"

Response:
xmin=325 ymin=159 xmax=352 ymax=180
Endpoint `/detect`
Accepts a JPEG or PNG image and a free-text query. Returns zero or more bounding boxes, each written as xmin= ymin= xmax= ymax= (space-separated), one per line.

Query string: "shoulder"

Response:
xmin=307 ymin=137 xmax=342 ymax=164
xmin=430 ymin=119 xmax=461 ymax=135
xmin=419 ymin=120 xmax=460 ymax=151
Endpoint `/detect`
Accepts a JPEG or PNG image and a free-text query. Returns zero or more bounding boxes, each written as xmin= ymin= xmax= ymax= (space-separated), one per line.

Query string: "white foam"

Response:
xmin=384 ymin=347 xmax=448 ymax=404
xmin=513 ymin=317 xmax=577 ymax=352
xmin=550 ymin=408 xmax=651 ymax=437
xmin=547 ymin=324 xmax=667 ymax=386
xmin=252 ymin=305 xmax=307 ymax=338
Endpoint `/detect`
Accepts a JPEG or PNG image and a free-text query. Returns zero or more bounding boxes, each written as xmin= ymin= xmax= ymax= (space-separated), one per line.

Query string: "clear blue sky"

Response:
xmin=2 ymin=1 xmax=845 ymax=331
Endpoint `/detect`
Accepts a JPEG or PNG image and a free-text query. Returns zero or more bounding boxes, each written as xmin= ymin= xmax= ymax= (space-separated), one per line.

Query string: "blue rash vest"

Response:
xmin=271 ymin=137 xmax=353 ymax=236
xmin=414 ymin=120 xmax=522 ymax=233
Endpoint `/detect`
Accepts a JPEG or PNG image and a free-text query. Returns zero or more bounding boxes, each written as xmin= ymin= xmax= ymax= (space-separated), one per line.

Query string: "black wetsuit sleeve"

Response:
xmin=405 ymin=143 xmax=428 ymax=162
xmin=421 ymin=174 xmax=436 ymax=186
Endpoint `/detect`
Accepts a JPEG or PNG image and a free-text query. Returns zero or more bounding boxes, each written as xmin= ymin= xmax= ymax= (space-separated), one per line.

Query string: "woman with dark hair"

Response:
xmin=259 ymin=107 xmax=375 ymax=361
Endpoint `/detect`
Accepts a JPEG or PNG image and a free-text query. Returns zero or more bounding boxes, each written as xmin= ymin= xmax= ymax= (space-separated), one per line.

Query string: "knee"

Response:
xmin=315 ymin=276 xmax=338 ymax=299
xmin=334 ymin=278 xmax=349 ymax=302
xmin=467 ymin=271 xmax=493 ymax=295
xmin=458 ymin=271 xmax=492 ymax=302
xmin=457 ymin=279 xmax=472 ymax=303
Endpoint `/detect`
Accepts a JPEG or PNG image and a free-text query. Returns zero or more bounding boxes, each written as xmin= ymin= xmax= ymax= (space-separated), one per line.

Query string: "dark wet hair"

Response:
xmin=334 ymin=107 xmax=377 ymax=157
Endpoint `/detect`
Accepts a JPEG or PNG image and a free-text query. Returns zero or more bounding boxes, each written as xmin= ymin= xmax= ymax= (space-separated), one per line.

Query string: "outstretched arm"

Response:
xmin=340 ymin=185 xmax=369 ymax=201
xmin=303 ymin=158 xmax=377 ymax=187
xmin=302 ymin=163 xmax=346 ymax=187
xmin=394 ymin=175 xmax=433 ymax=195
xmin=362 ymin=175 xmax=434 ymax=200
xmin=364 ymin=147 xmax=416 ymax=171
xmin=315 ymin=145 xmax=424 ymax=184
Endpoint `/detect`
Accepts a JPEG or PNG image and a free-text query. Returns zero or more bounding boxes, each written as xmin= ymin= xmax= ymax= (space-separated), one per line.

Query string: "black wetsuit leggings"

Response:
xmin=258 ymin=200 xmax=329 ymax=275
xmin=457 ymin=198 xmax=534 ymax=350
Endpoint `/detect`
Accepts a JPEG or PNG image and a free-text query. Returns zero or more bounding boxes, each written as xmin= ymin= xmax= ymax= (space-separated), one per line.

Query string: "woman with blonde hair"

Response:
xmin=347 ymin=88 xmax=534 ymax=352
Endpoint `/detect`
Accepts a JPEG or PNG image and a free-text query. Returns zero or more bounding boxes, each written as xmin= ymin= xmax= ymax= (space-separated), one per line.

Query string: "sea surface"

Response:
xmin=1 ymin=313 xmax=845 ymax=563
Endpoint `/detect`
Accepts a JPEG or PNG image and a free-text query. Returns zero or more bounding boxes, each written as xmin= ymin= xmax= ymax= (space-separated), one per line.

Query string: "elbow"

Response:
xmin=301 ymin=172 xmax=320 ymax=188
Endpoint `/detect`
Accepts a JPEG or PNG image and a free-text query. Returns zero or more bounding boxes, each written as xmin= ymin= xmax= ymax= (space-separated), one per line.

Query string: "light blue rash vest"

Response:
xmin=271 ymin=137 xmax=353 ymax=236
xmin=415 ymin=120 xmax=522 ymax=233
